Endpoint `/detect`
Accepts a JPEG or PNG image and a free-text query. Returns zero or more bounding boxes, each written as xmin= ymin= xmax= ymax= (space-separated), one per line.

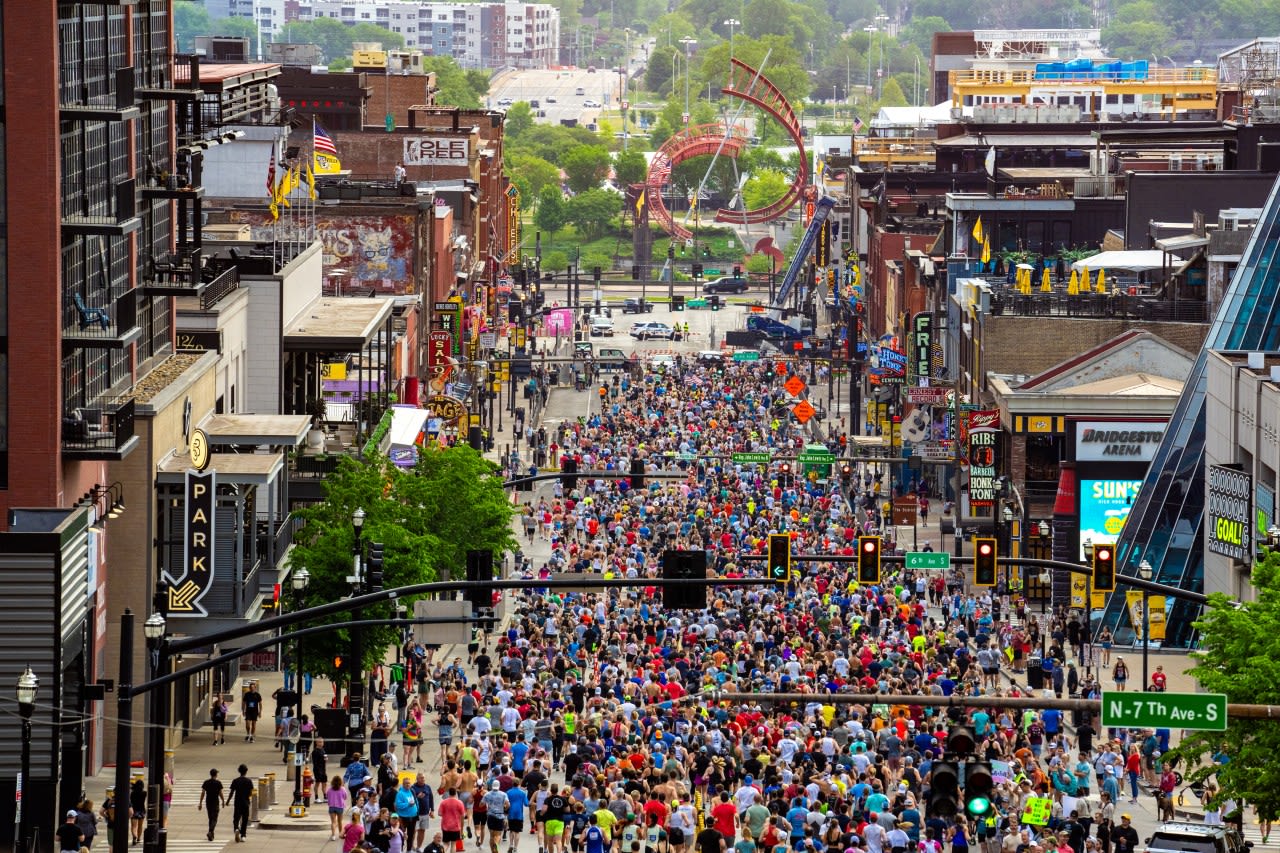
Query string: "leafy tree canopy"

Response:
xmin=743 ymin=169 xmax=790 ymax=210
xmin=174 ymin=2 xmax=210 ymax=53
xmin=566 ymin=189 xmax=622 ymax=241
xmin=1171 ymin=552 xmax=1280 ymax=821
xmin=614 ymin=149 xmax=649 ymax=187
xmin=535 ymin=185 xmax=569 ymax=236
xmin=286 ymin=449 xmax=515 ymax=684
xmin=562 ymin=145 xmax=613 ymax=193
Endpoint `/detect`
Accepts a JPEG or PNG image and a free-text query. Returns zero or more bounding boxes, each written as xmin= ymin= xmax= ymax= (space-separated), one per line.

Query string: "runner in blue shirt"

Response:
xmin=583 ymin=814 xmax=607 ymax=853
xmin=506 ymin=786 xmax=529 ymax=853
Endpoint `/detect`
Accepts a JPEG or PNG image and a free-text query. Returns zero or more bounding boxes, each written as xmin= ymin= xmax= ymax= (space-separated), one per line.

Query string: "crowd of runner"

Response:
xmin=332 ymin=356 xmax=1175 ymax=853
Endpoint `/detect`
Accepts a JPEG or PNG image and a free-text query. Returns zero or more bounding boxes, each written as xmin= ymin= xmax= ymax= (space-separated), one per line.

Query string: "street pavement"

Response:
xmin=83 ymin=317 xmax=1260 ymax=851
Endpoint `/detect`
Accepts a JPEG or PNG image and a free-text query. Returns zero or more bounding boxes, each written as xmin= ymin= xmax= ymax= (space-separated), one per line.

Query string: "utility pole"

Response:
xmin=680 ymin=37 xmax=697 ymax=125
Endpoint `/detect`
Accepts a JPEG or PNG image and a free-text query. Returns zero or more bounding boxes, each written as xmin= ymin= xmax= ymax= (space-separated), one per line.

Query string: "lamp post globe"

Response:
xmin=292 ymin=567 xmax=310 ymax=593
xmin=352 ymin=507 xmax=366 ymax=532
xmin=143 ymin=612 xmax=166 ymax=641
xmin=16 ymin=666 xmax=37 ymax=712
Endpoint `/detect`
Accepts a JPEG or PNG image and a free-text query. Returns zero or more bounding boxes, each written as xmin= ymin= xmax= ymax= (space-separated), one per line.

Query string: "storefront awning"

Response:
xmin=200 ymin=414 xmax=312 ymax=447
xmin=156 ymin=452 xmax=284 ymax=485
xmin=283 ymin=297 xmax=396 ymax=352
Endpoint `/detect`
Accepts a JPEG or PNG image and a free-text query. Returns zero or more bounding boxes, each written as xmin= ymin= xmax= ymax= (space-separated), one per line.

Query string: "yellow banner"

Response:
xmin=1126 ymin=591 xmax=1144 ymax=632
xmin=1071 ymin=575 xmax=1088 ymax=608
xmin=321 ymin=362 xmax=348 ymax=380
xmin=1148 ymin=595 xmax=1166 ymax=641
xmin=1091 ymin=591 xmax=1108 ymax=610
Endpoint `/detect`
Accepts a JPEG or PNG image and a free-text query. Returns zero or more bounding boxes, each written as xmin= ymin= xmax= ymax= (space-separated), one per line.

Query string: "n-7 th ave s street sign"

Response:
xmin=1100 ymin=691 xmax=1227 ymax=731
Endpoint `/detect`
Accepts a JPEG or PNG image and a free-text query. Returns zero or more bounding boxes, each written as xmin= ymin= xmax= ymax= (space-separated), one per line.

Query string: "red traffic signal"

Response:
xmin=857 ymin=535 xmax=881 ymax=584
xmin=973 ymin=537 xmax=997 ymax=586
xmin=1093 ymin=545 xmax=1116 ymax=592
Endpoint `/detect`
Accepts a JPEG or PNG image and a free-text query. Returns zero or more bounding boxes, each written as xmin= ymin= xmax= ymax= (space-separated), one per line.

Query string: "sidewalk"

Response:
xmin=84 ymin=385 xmax=579 ymax=853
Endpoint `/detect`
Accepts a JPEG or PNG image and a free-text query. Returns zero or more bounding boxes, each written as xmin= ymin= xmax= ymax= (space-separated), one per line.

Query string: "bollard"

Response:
xmin=286 ymin=750 xmax=296 ymax=781
xmin=249 ymin=789 xmax=259 ymax=823
xmin=258 ymin=776 xmax=270 ymax=810
xmin=264 ymin=771 xmax=277 ymax=805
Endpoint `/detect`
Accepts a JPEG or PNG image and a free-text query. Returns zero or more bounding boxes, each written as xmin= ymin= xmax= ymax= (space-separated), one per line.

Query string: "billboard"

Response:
xmin=1075 ymin=420 xmax=1165 ymax=462
xmin=967 ymin=410 xmax=1000 ymax=508
xmin=224 ymin=211 xmax=417 ymax=295
xmin=1206 ymin=463 xmax=1252 ymax=561
xmin=1079 ymin=478 xmax=1142 ymax=559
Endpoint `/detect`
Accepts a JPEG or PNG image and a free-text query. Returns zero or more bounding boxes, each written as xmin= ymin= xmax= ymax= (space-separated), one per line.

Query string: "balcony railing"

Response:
xmin=201 ymin=263 xmax=242 ymax=309
xmin=256 ymin=513 xmax=301 ymax=569
xmin=988 ymin=286 xmax=1209 ymax=323
xmin=63 ymin=289 xmax=142 ymax=347
xmin=62 ymin=396 xmax=138 ymax=459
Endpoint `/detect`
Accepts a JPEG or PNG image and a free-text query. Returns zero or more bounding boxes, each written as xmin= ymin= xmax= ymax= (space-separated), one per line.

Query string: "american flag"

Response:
xmin=853 ymin=115 xmax=865 ymax=132
xmin=314 ymin=124 xmax=338 ymax=156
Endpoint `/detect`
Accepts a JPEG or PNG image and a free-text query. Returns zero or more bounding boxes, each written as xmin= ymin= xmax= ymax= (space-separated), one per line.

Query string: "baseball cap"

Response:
xmin=491 ymin=780 xmax=501 ymax=790
xmin=1120 ymin=814 xmax=1132 ymax=821
xmin=67 ymin=810 xmax=78 ymax=818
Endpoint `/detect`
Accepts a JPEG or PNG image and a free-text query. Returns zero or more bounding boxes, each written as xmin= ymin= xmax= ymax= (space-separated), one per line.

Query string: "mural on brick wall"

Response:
xmin=225 ymin=211 xmax=417 ymax=294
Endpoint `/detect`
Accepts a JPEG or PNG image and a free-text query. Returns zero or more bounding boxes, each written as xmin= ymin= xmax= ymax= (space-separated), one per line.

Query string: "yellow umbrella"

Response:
xmin=1040 ymin=267 xmax=1053 ymax=292
xmin=1080 ymin=267 xmax=1092 ymax=294
xmin=1067 ymin=268 xmax=1079 ymax=295
xmin=1095 ymin=268 xmax=1108 ymax=293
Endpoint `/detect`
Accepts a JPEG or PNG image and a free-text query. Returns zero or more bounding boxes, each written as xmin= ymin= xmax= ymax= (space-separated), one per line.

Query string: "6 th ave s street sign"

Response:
xmin=1100 ymin=691 xmax=1227 ymax=731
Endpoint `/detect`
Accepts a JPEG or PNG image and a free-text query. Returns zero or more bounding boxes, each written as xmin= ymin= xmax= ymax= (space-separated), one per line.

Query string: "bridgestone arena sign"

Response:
xmin=1206 ymin=463 xmax=1253 ymax=561
xmin=1075 ymin=421 xmax=1165 ymax=461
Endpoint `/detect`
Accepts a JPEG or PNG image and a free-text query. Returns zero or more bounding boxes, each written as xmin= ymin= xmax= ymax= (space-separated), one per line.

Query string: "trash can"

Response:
xmin=1026 ymin=656 xmax=1044 ymax=690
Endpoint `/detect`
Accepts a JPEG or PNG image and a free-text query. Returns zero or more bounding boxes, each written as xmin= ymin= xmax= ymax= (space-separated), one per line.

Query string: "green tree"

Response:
xmin=535 ymin=185 xmax=569 ymax=236
xmin=1171 ymin=551 xmax=1280 ymax=821
xmin=286 ymin=451 xmax=514 ymax=688
xmin=280 ymin=18 xmax=357 ymax=63
xmin=348 ymin=23 xmax=406 ymax=50
xmin=562 ymin=145 xmax=612 ymax=193
xmin=422 ymin=56 xmax=483 ymax=109
xmin=173 ymin=1 xmax=211 ymax=53
xmin=543 ymin=249 xmax=570 ymax=272
xmin=876 ymin=77 xmax=909 ymax=108
xmin=614 ymin=149 xmax=648 ymax=188
xmin=210 ymin=15 xmax=259 ymax=44
xmin=566 ymin=189 xmax=622 ymax=241
xmin=505 ymin=102 xmax=536 ymax=140
xmin=509 ymin=154 xmax=561 ymax=201
xmin=743 ymin=169 xmax=789 ymax=209
xmin=900 ymin=16 xmax=951 ymax=53
xmin=646 ymin=44 xmax=679 ymax=95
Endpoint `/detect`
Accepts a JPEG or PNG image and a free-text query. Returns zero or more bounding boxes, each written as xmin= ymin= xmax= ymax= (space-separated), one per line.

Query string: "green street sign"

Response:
xmin=732 ymin=452 xmax=772 ymax=464
xmin=1100 ymin=691 xmax=1227 ymax=731
xmin=732 ymin=351 xmax=761 ymax=361
xmin=905 ymin=552 xmax=950 ymax=570
xmin=799 ymin=452 xmax=834 ymax=464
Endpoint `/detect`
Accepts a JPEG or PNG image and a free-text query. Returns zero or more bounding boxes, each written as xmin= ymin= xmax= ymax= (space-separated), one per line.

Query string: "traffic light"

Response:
xmin=840 ymin=463 xmax=853 ymax=481
xmin=630 ymin=458 xmax=645 ymax=489
xmin=662 ymin=549 xmax=707 ymax=610
xmin=1093 ymin=544 xmax=1116 ymax=592
xmin=964 ymin=761 xmax=994 ymax=817
xmin=560 ymin=456 xmax=578 ymax=490
xmin=465 ymin=549 xmax=494 ymax=619
xmin=692 ymin=263 xmax=703 ymax=278
xmin=778 ymin=462 xmax=791 ymax=486
xmin=973 ymin=538 xmax=997 ymax=587
xmin=857 ymin=535 xmax=881 ymax=584
xmin=947 ymin=725 xmax=976 ymax=757
xmin=333 ymin=654 xmax=344 ymax=673
xmin=928 ymin=761 xmax=959 ymax=818
xmin=366 ymin=541 xmax=385 ymax=593
xmin=767 ymin=533 xmax=791 ymax=584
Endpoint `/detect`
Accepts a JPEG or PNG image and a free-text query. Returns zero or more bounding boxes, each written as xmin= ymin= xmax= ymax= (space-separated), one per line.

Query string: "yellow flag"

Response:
xmin=971 ymin=216 xmax=984 ymax=244
xmin=305 ymin=161 xmax=317 ymax=200
xmin=314 ymin=150 xmax=342 ymax=175
xmin=635 ymin=189 xmax=645 ymax=218
xmin=980 ymin=237 xmax=991 ymax=264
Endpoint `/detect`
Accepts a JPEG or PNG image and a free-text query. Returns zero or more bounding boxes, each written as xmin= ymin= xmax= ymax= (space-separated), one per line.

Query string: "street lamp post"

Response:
xmin=875 ymin=14 xmax=888 ymax=98
xmin=16 ymin=666 xmax=37 ymax=853
xmin=1139 ymin=559 xmax=1153 ymax=692
xmin=290 ymin=567 xmax=310 ymax=805
xmin=863 ymin=26 xmax=877 ymax=95
xmin=1001 ymin=505 xmax=1014 ymax=587
xmin=351 ymin=508 xmax=366 ymax=726
xmin=723 ymin=19 xmax=740 ymax=65
xmin=143 ymin=611 xmax=168 ymax=853
xmin=680 ymin=37 xmax=697 ymax=125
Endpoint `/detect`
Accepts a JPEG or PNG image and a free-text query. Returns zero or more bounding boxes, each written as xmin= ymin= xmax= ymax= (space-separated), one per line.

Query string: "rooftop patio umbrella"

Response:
xmin=1080 ymin=267 xmax=1092 ymax=294
xmin=1095 ymin=268 xmax=1108 ymax=293
xmin=1040 ymin=267 xmax=1053 ymax=292
xmin=1067 ymin=268 xmax=1080 ymax=296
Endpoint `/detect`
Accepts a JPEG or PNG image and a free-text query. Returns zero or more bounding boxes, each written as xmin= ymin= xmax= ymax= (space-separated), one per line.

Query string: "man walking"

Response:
xmin=226 ymin=763 xmax=255 ymax=842
xmin=197 ymin=768 xmax=224 ymax=841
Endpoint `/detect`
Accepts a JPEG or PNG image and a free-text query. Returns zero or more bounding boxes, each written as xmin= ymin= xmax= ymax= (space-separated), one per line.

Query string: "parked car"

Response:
xmin=703 ymin=276 xmax=749 ymax=294
xmin=546 ymin=96 xmax=557 ymax=103
xmin=584 ymin=99 xmax=602 ymax=108
xmin=590 ymin=318 xmax=615 ymax=336
xmin=622 ymin=297 xmax=654 ymax=314
xmin=497 ymin=97 xmax=514 ymax=107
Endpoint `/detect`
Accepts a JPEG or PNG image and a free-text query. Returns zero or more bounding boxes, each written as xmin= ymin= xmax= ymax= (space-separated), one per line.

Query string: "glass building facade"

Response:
xmin=1101 ymin=174 xmax=1280 ymax=647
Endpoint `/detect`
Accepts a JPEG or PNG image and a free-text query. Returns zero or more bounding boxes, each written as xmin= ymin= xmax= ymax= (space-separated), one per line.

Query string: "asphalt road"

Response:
xmin=488 ymin=66 xmax=619 ymax=125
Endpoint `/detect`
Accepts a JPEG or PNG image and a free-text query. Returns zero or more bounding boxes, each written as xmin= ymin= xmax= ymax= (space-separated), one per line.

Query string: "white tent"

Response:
xmin=1070 ymin=250 xmax=1175 ymax=273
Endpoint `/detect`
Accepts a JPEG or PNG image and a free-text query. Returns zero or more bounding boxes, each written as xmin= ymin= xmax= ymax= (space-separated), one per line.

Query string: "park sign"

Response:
xmin=1100 ymin=691 xmax=1227 ymax=731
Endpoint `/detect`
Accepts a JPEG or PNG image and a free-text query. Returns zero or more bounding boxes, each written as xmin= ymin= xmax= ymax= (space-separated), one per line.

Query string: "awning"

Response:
xmin=156 ymin=452 xmax=284 ymax=485
xmin=1071 ymin=250 xmax=1175 ymax=273
xmin=283 ymin=297 xmax=396 ymax=352
xmin=200 ymin=414 xmax=311 ymax=447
